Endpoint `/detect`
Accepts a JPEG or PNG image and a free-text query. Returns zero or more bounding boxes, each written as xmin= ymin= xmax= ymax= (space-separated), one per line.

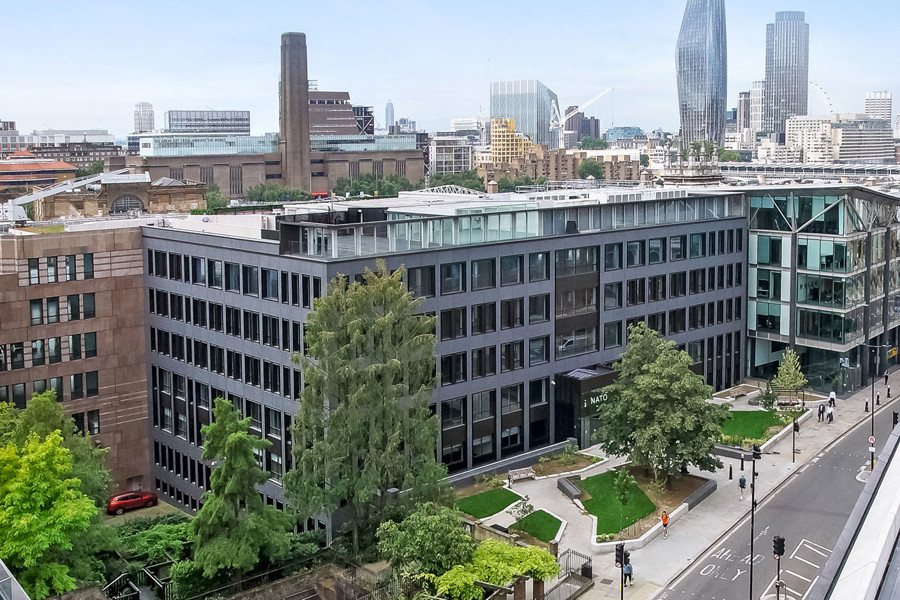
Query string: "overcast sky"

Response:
xmin=3 ymin=0 xmax=897 ymax=137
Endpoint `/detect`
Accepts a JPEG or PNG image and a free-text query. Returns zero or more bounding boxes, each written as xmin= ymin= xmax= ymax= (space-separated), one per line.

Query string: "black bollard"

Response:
xmin=740 ymin=454 xmax=745 ymax=471
xmin=729 ymin=464 xmax=733 ymax=480
xmin=889 ymin=385 xmax=892 ymax=398
xmin=878 ymin=392 xmax=881 ymax=406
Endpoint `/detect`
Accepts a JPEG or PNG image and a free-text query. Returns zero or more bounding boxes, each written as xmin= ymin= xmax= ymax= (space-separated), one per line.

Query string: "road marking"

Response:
xmin=806 ymin=546 xmax=829 ymax=558
xmin=786 ymin=569 xmax=812 ymax=582
xmin=795 ymin=555 xmax=820 ymax=568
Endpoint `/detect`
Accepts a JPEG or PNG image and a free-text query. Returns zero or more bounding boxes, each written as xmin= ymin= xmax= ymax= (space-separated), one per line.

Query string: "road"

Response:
xmin=656 ymin=403 xmax=898 ymax=600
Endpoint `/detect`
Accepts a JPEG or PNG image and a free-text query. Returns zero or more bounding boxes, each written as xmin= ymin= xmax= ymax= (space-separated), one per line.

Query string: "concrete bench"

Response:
xmin=508 ymin=467 xmax=536 ymax=484
xmin=557 ymin=476 xmax=582 ymax=500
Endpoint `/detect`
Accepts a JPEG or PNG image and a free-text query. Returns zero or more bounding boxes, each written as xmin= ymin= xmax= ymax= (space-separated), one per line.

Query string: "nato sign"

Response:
xmin=583 ymin=391 xmax=609 ymax=412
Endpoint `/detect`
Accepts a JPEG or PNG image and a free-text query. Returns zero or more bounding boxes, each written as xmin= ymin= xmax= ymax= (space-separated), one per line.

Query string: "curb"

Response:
xmin=533 ymin=455 xmax=609 ymax=481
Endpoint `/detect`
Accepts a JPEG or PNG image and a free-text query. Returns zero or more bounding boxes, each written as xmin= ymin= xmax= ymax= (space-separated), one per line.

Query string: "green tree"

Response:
xmin=496 ymin=175 xmax=546 ymax=192
xmin=580 ymin=136 xmax=608 ymax=150
xmin=640 ymin=154 xmax=650 ymax=167
xmin=376 ymin=503 xmax=476 ymax=578
xmin=75 ymin=161 xmax=104 ymax=179
xmin=204 ymin=184 xmax=229 ymax=211
xmin=506 ymin=495 xmax=534 ymax=522
xmin=286 ymin=261 xmax=449 ymax=555
xmin=333 ymin=173 xmax=414 ymax=198
xmin=0 ymin=431 xmax=96 ymax=599
xmin=192 ymin=397 xmax=291 ymax=578
xmin=613 ymin=468 xmax=637 ymax=531
xmin=246 ymin=182 xmax=311 ymax=204
xmin=423 ymin=170 xmax=485 ymax=191
xmin=593 ymin=323 xmax=730 ymax=485
xmin=577 ymin=159 xmax=604 ymax=180
xmin=12 ymin=390 xmax=111 ymax=505
xmin=758 ymin=381 xmax=778 ymax=412
xmin=716 ymin=148 xmax=742 ymax=162
xmin=772 ymin=348 xmax=808 ymax=402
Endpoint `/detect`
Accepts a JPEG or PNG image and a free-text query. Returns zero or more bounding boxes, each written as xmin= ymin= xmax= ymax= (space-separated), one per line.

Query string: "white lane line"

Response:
xmin=802 ymin=577 xmax=820 ymax=600
xmin=786 ymin=584 xmax=804 ymax=596
xmin=795 ymin=556 xmax=820 ymax=568
xmin=806 ymin=545 xmax=829 ymax=558
xmin=786 ymin=569 xmax=812 ymax=582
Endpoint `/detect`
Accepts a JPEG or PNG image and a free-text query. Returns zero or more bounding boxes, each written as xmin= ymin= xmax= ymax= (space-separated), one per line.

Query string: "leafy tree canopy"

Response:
xmin=332 ymin=173 xmax=413 ymax=198
xmin=376 ymin=503 xmax=476 ymax=578
xmin=75 ymin=161 xmax=104 ymax=179
xmin=204 ymin=183 xmax=229 ymax=211
xmin=286 ymin=261 xmax=450 ymax=555
xmin=577 ymin=159 xmax=604 ymax=180
xmin=716 ymin=148 xmax=742 ymax=162
xmin=0 ymin=431 xmax=96 ymax=599
xmin=592 ymin=323 xmax=730 ymax=484
xmin=772 ymin=348 xmax=808 ymax=391
xmin=422 ymin=170 xmax=485 ymax=192
xmin=580 ymin=136 xmax=608 ymax=150
xmin=246 ymin=182 xmax=311 ymax=204
xmin=192 ymin=397 xmax=291 ymax=578
xmin=496 ymin=175 xmax=546 ymax=192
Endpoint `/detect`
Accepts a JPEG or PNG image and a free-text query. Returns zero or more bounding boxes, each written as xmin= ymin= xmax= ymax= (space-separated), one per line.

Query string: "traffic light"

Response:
xmin=615 ymin=543 xmax=624 ymax=567
xmin=752 ymin=444 xmax=762 ymax=460
xmin=893 ymin=411 xmax=899 ymax=427
xmin=773 ymin=535 xmax=785 ymax=557
xmin=793 ymin=421 xmax=800 ymax=433
xmin=624 ymin=550 xmax=631 ymax=565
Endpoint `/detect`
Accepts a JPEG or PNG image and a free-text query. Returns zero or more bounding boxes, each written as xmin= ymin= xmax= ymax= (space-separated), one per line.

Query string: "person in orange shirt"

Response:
xmin=661 ymin=511 xmax=669 ymax=539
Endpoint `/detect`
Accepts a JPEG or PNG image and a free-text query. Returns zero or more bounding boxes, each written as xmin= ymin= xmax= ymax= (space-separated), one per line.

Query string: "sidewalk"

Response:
xmin=575 ymin=377 xmax=899 ymax=599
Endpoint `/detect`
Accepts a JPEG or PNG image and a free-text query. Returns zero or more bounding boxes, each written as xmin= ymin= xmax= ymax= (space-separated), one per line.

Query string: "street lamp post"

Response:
xmin=863 ymin=343 xmax=889 ymax=471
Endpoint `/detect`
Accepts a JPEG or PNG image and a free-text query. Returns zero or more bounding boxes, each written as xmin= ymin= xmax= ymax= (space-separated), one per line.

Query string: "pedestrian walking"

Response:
xmin=818 ymin=404 xmax=826 ymax=422
xmin=829 ymin=390 xmax=836 ymax=407
xmin=739 ymin=474 xmax=746 ymax=500
xmin=623 ymin=562 xmax=633 ymax=587
xmin=661 ymin=511 xmax=669 ymax=539
xmin=826 ymin=405 xmax=834 ymax=423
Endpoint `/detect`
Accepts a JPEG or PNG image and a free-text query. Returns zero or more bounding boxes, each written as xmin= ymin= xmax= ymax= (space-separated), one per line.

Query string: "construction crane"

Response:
xmin=808 ymin=82 xmax=834 ymax=116
xmin=550 ymin=88 xmax=614 ymax=150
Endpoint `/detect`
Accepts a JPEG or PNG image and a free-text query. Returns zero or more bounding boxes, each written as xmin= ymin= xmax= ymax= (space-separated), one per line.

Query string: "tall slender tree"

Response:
xmin=285 ymin=261 xmax=449 ymax=555
xmin=192 ymin=397 xmax=291 ymax=578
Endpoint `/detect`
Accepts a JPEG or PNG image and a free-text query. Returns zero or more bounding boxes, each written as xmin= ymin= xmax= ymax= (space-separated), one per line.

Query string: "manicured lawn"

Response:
xmin=454 ymin=487 xmax=519 ymax=519
xmin=579 ymin=471 xmax=656 ymax=535
xmin=721 ymin=410 xmax=782 ymax=439
xmin=512 ymin=510 xmax=562 ymax=543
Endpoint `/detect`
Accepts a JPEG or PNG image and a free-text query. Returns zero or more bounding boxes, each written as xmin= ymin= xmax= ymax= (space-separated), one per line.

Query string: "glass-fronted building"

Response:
xmin=748 ymin=186 xmax=900 ymax=391
xmin=676 ymin=0 xmax=727 ymax=146
xmin=490 ymin=80 xmax=559 ymax=148
xmin=138 ymin=133 xmax=279 ymax=158
xmin=763 ymin=11 xmax=809 ymax=134
xmin=163 ymin=110 xmax=251 ymax=136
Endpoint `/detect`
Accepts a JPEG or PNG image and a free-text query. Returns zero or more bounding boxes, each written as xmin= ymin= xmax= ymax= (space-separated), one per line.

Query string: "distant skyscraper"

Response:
xmin=490 ymin=80 xmax=559 ymax=148
xmin=134 ymin=102 xmax=155 ymax=133
xmin=676 ymin=0 xmax=727 ymax=145
xmin=737 ymin=91 xmax=751 ymax=130
xmin=764 ymin=11 xmax=809 ymax=134
xmin=385 ymin=101 xmax=395 ymax=129
xmin=865 ymin=91 xmax=892 ymax=121
xmin=750 ymin=80 xmax=766 ymax=134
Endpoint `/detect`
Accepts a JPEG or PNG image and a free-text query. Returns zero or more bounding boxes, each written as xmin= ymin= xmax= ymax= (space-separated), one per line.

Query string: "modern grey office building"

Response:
xmin=163 ymin=110 xmax=251 ymax=135
xmin=676 ymin=0 xmax=727 ymax=146
xmin=764 ymin=11 xmax=809 ymax=134
xmin=144 ymin=185 xmax=747 ymax=520
xmin=490 ymin=80 xmax=559 ymax=148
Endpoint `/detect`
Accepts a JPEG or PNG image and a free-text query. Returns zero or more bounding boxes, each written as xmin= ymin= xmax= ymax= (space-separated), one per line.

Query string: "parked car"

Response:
xmin=107 ymin=491 xmax=158 ymax=515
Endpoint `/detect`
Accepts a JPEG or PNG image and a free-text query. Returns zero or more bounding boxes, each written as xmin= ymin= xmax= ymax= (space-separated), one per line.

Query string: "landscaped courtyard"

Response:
xmin=511 ymin=509 xmax=562 ymax=543
xmin=579 ymin=470 xmax=656 ymax=535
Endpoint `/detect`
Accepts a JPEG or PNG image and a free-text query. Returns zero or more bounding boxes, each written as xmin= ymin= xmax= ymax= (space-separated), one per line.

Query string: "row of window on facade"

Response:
xmin=27 ymin=254 xmax=94 ymax=285
xmin=150 ymin=327 xmax=301 ymax=398
xmin=148 ymin=250 xmax=323 ymax=307
xmin=0 ymin=333 xmax=97 ymax=371
xmin=29 ymin=293 xmax=96 ymax=325
xmin=0 ymin=371 xmax=100 ymax=408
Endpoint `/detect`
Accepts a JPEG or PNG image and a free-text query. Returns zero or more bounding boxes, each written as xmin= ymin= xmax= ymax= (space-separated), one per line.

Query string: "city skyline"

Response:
xmin=3 ymin=0 xmax=899 ymax=138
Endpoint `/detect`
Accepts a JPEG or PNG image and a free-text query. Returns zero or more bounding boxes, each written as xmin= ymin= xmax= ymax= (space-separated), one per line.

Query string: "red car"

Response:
xmin=107 ymin=491 xmax=158 ymax=515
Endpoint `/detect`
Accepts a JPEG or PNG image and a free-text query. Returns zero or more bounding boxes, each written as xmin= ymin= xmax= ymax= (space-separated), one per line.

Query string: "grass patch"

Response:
xmin=512 ymin=510 xmax=561 ymax=543
xmin=16 ymin=225 xmax=66 ymax=234
xmin=721 ymin=410 xmax=782 ymax=439
xmin=579 ymin=471 xmax=656 ymax=535
xmin=454 ymin=487 xmax=519 ymax=519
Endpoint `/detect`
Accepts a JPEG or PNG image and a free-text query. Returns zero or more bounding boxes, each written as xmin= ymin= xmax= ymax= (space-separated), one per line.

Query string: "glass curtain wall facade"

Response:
xmin=748 ymin=188 xmax=900 ymax=392
xmin=490 ymin=80 xmax=559 ymax=148
xmin=764 ymin=11 xmax=809 ymax=134
xmin=676 ymin=0 xmax=728 ymax=146
xmin=163 ymin=111 xmax=251 ymax=136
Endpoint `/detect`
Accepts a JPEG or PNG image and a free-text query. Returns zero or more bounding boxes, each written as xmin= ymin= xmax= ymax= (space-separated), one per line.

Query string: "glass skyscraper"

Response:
xmin=764 ymin=11 xmax=809 ymax=134
xmin=676 ymin=0 xmax=727 ymax=146
xmin=490 ymin=80 xmax=559 ymax=148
